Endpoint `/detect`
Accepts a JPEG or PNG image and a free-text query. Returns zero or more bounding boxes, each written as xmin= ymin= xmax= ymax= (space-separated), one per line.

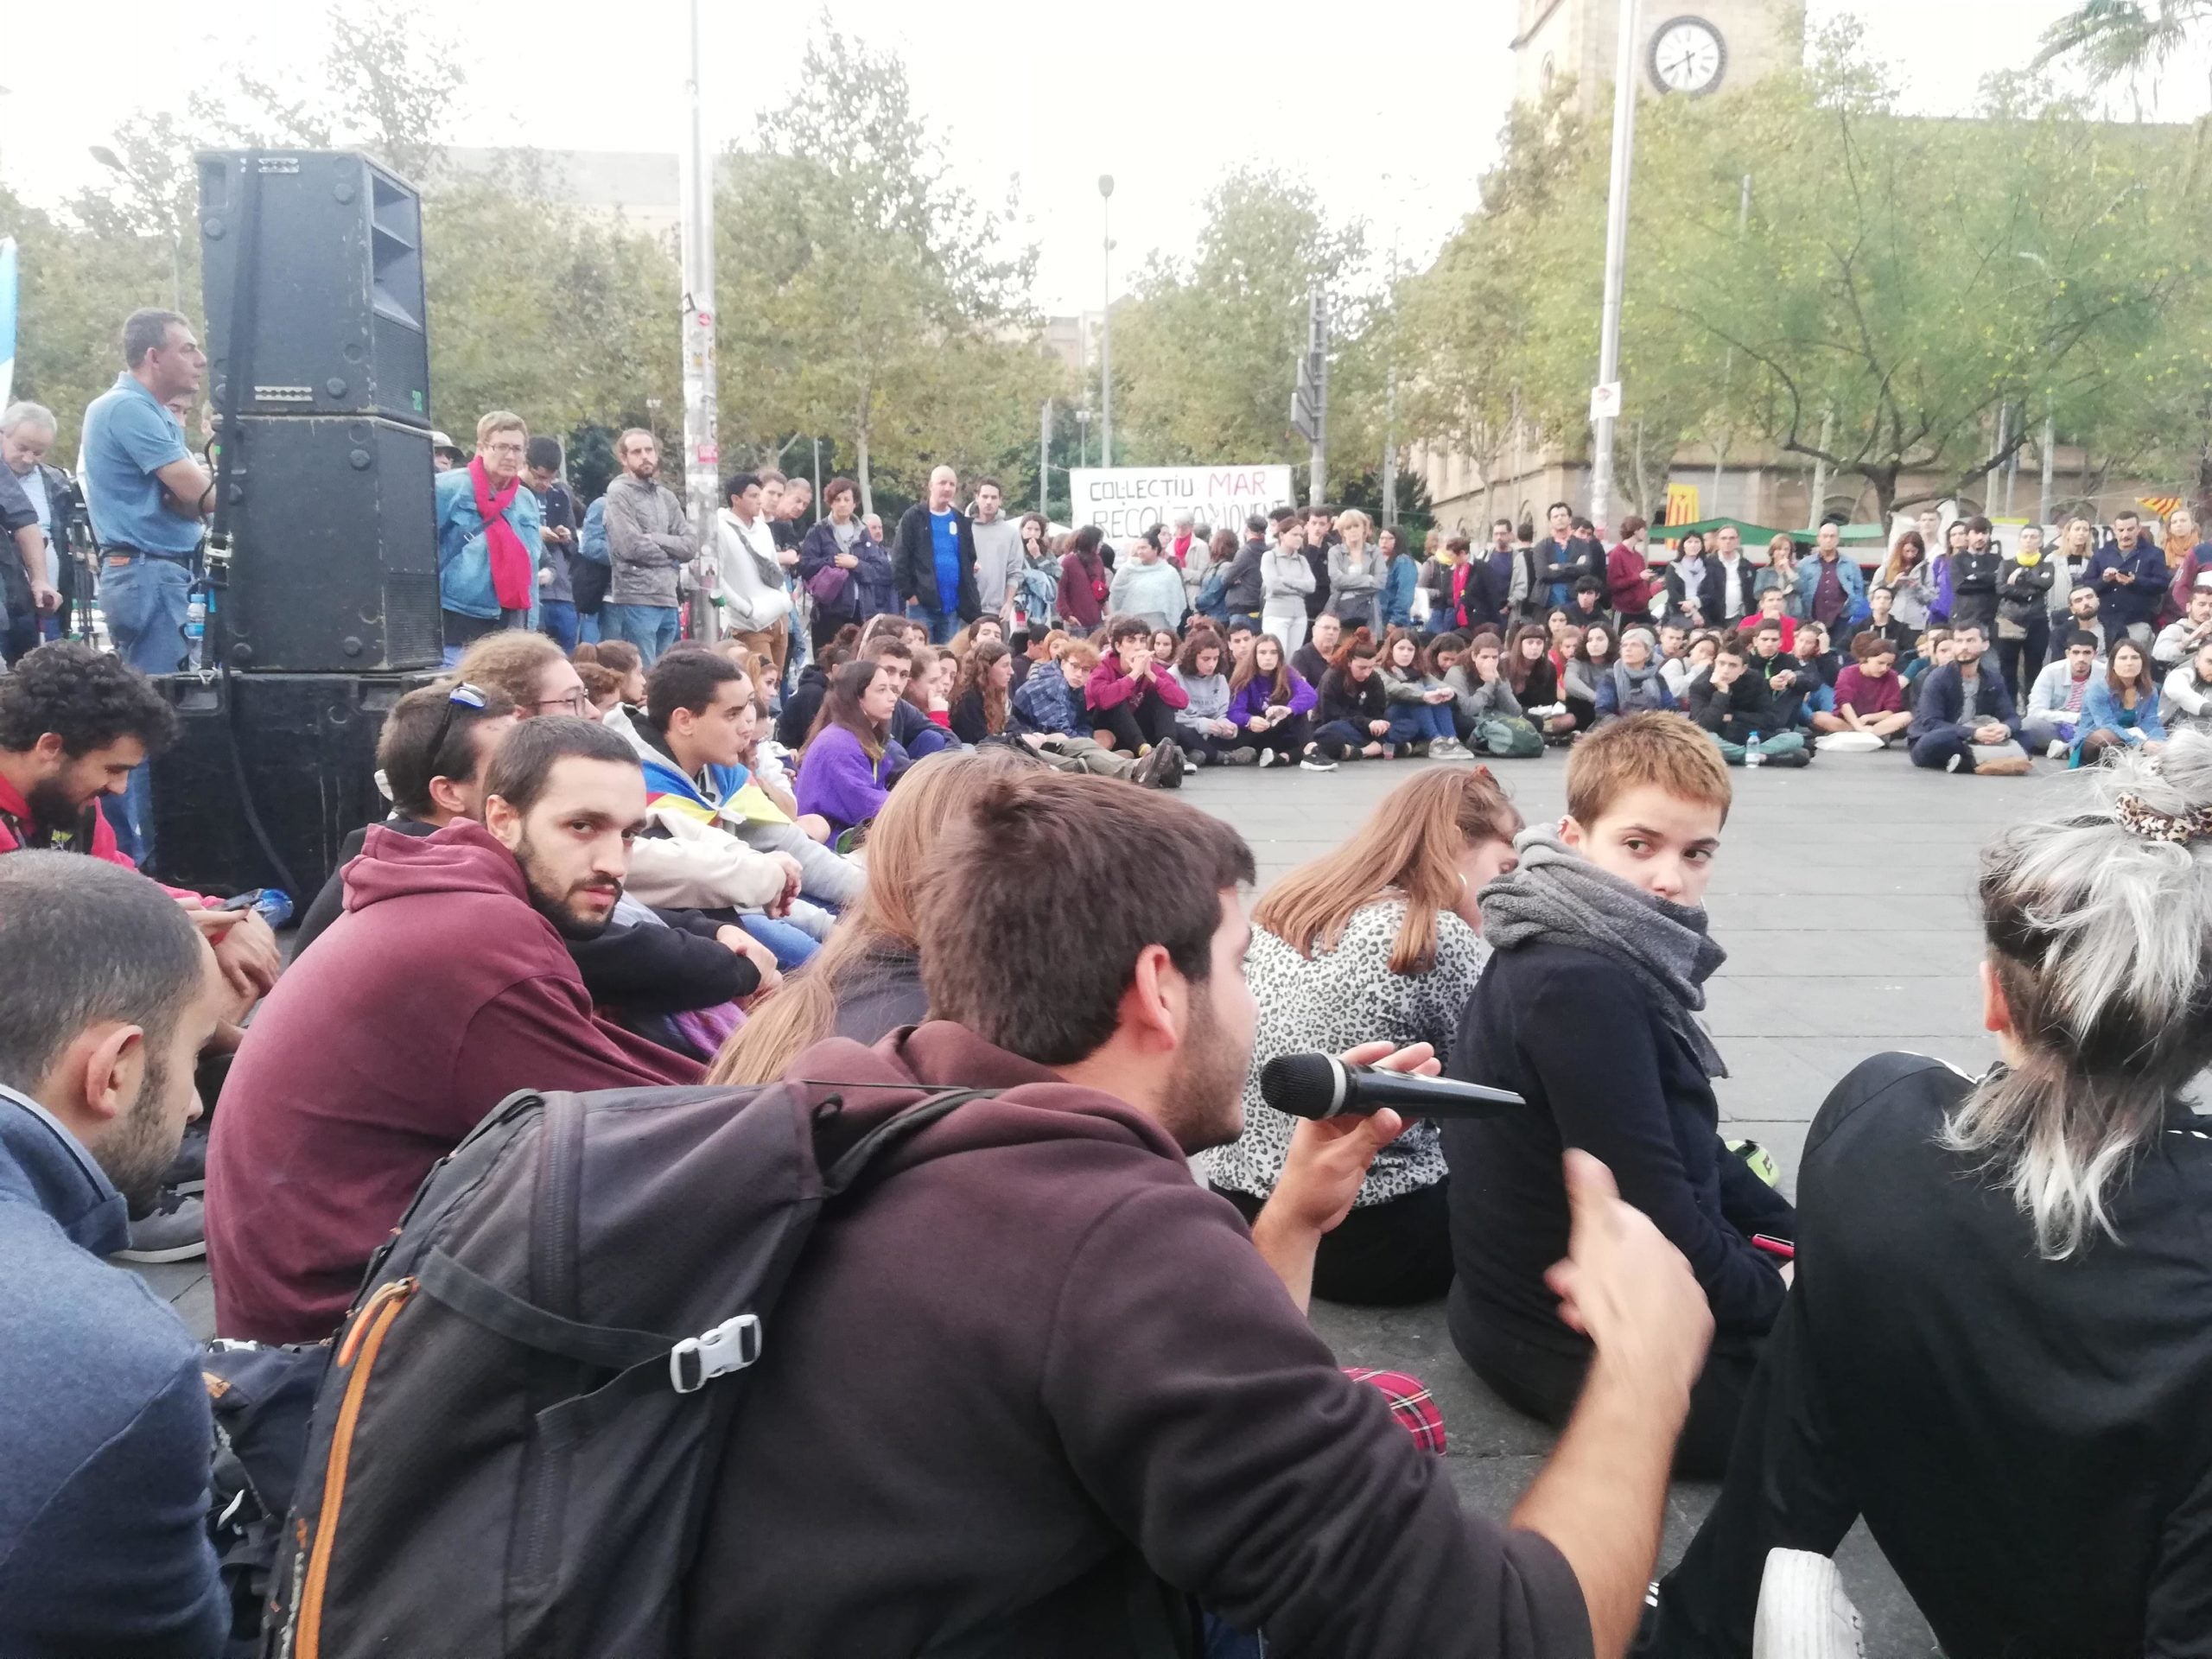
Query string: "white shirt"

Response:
xmin=1715 ymin=553 xmax=1747 ymax=619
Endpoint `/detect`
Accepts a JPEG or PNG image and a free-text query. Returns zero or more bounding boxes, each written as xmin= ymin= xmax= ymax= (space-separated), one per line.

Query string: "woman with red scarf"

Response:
xmin=434 ymin=410 xmax=544 ymax=666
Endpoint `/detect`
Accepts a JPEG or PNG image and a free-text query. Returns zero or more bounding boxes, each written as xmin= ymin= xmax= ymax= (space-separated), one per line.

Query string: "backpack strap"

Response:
xmin=417 ymin=1247 xmax=674 ymax=1371
xmin=818 ymin=1087 xmax=999 ymax=1195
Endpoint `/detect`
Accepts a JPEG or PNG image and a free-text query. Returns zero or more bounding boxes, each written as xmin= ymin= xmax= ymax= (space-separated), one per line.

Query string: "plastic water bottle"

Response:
xmin=1745 ymin=731 xmax=1765 ymax=769
xmin=185 ymin=594 xmax=207 ymax=669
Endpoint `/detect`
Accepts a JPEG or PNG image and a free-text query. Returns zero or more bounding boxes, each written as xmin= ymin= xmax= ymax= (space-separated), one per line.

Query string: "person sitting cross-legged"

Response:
xmin=1442 ymin=715 xmax=1794 ymax=1478
xmin=1314 ymin=627 xmax=1397 ymax=761
xmin=1378 ymin=626 xmax=1468 ymax=758
xmin=1906 ymin=620 xmax=2032 ymax=776
xmin=2072 ymin=636 xmax=2167 ymax=768
xmin=608 ymin=645 xmax=865 ymax=954
xmin=2023 ymin=629 xmax=2105 ymax=758
xmin=1810 ymin=632 xmax=1913 ymax=751
xmin=1086 ymin=614 xmax=1190 ymax=780
xmin=207 ymin=719 xmax=702 ymax=1345
xmin=1686 ymin=639 xmax=1810 ymax=766
xmin=1205 ymin=768 xmax=1522 ymax=1304
xmin=1226 ymin=632 xmax=1332 ymax=772
xmin=1170 ymin=629 xmax=1249 ymax=765
xmin=1448 ymin=632 xmax=1544 ymax=758
xmin=1594 ymin=626 xmax=1676 ymax=722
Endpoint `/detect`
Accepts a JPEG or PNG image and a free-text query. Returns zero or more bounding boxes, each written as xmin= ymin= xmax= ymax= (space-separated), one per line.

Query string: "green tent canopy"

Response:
xmin=1649 ymin=516 xmax=1889 ymax=549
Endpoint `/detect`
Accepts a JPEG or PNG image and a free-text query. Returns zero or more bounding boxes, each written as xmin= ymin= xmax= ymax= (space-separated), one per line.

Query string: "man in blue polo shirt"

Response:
xmin=79 ymin=309 xmax=212 ymax=677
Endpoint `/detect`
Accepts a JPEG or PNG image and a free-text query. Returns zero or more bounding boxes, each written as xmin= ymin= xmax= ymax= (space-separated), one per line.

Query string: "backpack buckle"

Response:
xmin=668 ymin=1313 xmax=762 ymax=1394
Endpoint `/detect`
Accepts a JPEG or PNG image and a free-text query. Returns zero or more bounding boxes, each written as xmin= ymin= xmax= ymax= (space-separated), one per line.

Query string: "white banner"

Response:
xmin=1070 ymin=464 xmax=1296 ymax=541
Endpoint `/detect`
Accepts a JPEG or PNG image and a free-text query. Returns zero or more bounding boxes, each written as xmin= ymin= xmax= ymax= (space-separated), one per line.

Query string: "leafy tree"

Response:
xmin=714 ymin=24 xmax=1052 ymax=515
xmin=1107 ymin=169 xmax=1368 ymax=475
xmin=2036 ymin=1 xmax=2212 ymax=109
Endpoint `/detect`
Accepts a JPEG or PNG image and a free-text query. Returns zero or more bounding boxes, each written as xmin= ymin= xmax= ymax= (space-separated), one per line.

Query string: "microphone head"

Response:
xmin=1259 ymin=1052 xmax=1348 ymax=1120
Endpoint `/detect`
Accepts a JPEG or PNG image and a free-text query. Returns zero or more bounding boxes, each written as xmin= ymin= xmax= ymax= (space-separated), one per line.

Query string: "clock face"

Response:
xmin=1649 ymin=16 xmax=1727 ymax=95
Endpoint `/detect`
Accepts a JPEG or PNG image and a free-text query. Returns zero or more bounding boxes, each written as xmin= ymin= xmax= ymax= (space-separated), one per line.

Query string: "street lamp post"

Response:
xmin=1076 ymin=408 xmax=1091 ymax=469
xmin=677 ymin=0 xmax=720 ymax=644
xmin=1098 ymin=175 xmax=1115 ymax=471
xmin=1586 ymin=0 xmax=1642 ymax=533
xmin=91 ymin=143 xmax=182 ymax=313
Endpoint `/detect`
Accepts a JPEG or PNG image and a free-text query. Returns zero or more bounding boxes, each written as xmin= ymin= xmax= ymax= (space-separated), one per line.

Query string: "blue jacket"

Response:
xmin=1380 ymin=553 xmax=1420 ymax=629
xmin=2077 ymin=678 xmax=2167 ymax=757
xmin=578 ymin=496 xmax=611 ymax=565
xmin=2087 ymin=540 xmax=2168 ymax=631
xmin=1908 ymin=660 xmax=2022 ymax=745
xmin=1799 ymin=551 xmax=1870 ymax=631
xmin=435 ymin=466 xmax=544 ymax=620
xmin=0 ymin=1087 xmax=226 ymax=1655
xmin=798 ymin=520 xmax=899 ymax=626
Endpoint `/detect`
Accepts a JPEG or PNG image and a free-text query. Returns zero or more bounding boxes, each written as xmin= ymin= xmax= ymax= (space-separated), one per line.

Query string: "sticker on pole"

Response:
xmin=1589 ymin=382 xmax=1623 ymax=422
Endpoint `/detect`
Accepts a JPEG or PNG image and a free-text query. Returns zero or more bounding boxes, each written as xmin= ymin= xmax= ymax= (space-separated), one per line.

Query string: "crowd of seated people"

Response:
xmin=25 ymin=476 xmax=2212 ymax=1656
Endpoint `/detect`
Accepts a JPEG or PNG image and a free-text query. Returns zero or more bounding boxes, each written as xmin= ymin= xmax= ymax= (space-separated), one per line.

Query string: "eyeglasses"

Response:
xmin=533 ymin=689 xmax=591 ymax=715
xmin=428 ymin=682 xmax=488 ymax=772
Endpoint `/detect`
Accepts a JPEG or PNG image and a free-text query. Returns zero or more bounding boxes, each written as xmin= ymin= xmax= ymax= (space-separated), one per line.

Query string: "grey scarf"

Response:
xmin=1478 ymin=826 xmax=1730 ymax=1077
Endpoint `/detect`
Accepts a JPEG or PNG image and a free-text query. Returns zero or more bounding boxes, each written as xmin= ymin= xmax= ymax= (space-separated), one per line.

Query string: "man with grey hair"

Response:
xmin=601 ymin=428 xmax=697 ymax=666
xmin=0 ymin=852 xmax=231 ymax=1654
xmin=892 ymin=463 xmax=981 ymax=645
xmin=1 ymin=402 xmax=73 ymax=661
xmin=79 ymin=308 xmax=212 ymax=677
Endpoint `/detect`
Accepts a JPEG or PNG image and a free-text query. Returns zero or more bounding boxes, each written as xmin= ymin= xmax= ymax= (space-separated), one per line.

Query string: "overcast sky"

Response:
xmin=4 ymin=0 xmax=2203 ymax=315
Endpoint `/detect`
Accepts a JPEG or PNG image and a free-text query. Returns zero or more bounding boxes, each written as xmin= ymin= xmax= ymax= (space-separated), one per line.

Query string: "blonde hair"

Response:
xmin=707 ymin=750 xmax=1039 ymax=1085
xmin=453 ymin=631 xmax=565 ymax=709
xmin=475 ymin=410 xmax=527 ymax=444
xmin=1335 ymin=508 xmax=1372 ymax=539
xmin=1250 ymin=768 xmax=1522 ymax=976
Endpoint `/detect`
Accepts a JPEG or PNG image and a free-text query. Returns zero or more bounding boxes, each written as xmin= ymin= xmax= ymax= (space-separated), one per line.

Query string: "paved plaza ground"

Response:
xmin=148 ymin=744 xmax=2078 ymax=1654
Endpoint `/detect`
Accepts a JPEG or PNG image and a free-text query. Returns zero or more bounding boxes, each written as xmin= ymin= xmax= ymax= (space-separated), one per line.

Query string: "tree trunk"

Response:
xmin=855 ymin=426 xmax=874 ymax=518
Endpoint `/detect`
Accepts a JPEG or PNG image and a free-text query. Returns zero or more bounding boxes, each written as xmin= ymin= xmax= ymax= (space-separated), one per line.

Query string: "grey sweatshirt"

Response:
xmin=971 ymin=517 xmax=1026 ymax=613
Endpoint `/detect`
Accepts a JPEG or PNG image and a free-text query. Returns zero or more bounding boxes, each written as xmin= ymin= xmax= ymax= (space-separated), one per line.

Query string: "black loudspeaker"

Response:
xmin=198 ymin=149 xmax=430 ymax=427
xmin=146 ymin=671 xmax=430 ymax=899
xmin=212 ymin=416 xmax=442 ymax=672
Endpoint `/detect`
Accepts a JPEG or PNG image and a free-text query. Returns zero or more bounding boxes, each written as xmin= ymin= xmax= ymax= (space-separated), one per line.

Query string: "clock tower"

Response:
xmin=1511 ymin=0 xmax=1804 ymax=114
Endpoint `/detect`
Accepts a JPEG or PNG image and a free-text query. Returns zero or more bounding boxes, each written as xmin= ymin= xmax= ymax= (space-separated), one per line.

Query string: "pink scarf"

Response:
xmin=472 ymin=457 xmax=535 ymax=611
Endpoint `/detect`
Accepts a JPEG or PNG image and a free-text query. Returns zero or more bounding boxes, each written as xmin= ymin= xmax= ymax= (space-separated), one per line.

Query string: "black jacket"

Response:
xmin=891 ymin=505 xmax=982 ymax=620
xmin=777 ymin=664 xmax=831 ymax=750
xmin=1665 ymin=557 xmax=1757 ymax=626
xmin=296 ymin=817 xmax=756 ymax=1011
xmin=1223 ymin=538 xmax=1267 ymax=614
xmin=1443 ymin=940 xmax=1793 ymax=1368
xmin=1687 ymin=666 xmax=1785 ymax=747
xmin=1657 ymin=1053 xmax=2212 ymax=1659
xmin=1316 ymin=666 xmax=1388 ymax=728
xmin=1533 ymin=535 xmax=1603 ymax=596
xmin=1947 ymin=550 xmax=2003 ymax=624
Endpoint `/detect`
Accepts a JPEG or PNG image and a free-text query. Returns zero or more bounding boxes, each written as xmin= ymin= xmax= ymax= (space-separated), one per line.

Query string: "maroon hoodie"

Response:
xmin=207 ymin=820 xmax=699 ymax=1344
xmin=685 ymin=1022 xmax=1589 ymax=1658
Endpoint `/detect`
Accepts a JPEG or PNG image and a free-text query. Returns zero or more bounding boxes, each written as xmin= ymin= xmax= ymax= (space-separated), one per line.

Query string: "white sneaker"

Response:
xmin=1257 ymin=747 xmax=1279 ymax=769
xmin=1752 ymin=1548 xmax=1865 ymax=1659
xmin=1300 ymin=754 xmax=1338 ymax=772
xmin=2047 ymin=738 xmax=2069 ymax=760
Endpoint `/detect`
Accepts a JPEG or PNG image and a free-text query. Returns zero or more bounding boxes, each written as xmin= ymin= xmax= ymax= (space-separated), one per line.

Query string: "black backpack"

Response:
xmin=260 ymin=1079 xmax=995 ymax=1658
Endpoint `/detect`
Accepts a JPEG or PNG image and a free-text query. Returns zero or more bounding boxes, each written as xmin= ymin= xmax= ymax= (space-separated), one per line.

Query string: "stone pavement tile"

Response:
xmin=1718 ymin=930 xmax=1982 ymax=977
xmin=1704 ymin=976 xmax=1983 ymax=1040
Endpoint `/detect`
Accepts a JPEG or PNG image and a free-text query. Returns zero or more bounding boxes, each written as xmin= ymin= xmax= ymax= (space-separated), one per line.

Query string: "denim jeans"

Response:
xmin=100 ymin=555 xmax=194 ymax=675
xmin=738 ymin=913 xmax=819 ymax=969
xmin=576 ymin=609 xmax=602 ymax=644
xmin=906 ymin=601 xmax=960 ymax=645
xmin=603 ymin=602 xmax=682 ymax=664
xmin=1387 ymin=702 xmax=1456 ymax=745
xmin=537 ymin=599 xmax=579 ymax=653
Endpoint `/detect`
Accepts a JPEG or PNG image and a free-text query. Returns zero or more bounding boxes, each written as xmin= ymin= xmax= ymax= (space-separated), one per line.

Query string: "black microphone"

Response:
xmin=1259 ymin=1053 xmax=1527 ymax=1122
